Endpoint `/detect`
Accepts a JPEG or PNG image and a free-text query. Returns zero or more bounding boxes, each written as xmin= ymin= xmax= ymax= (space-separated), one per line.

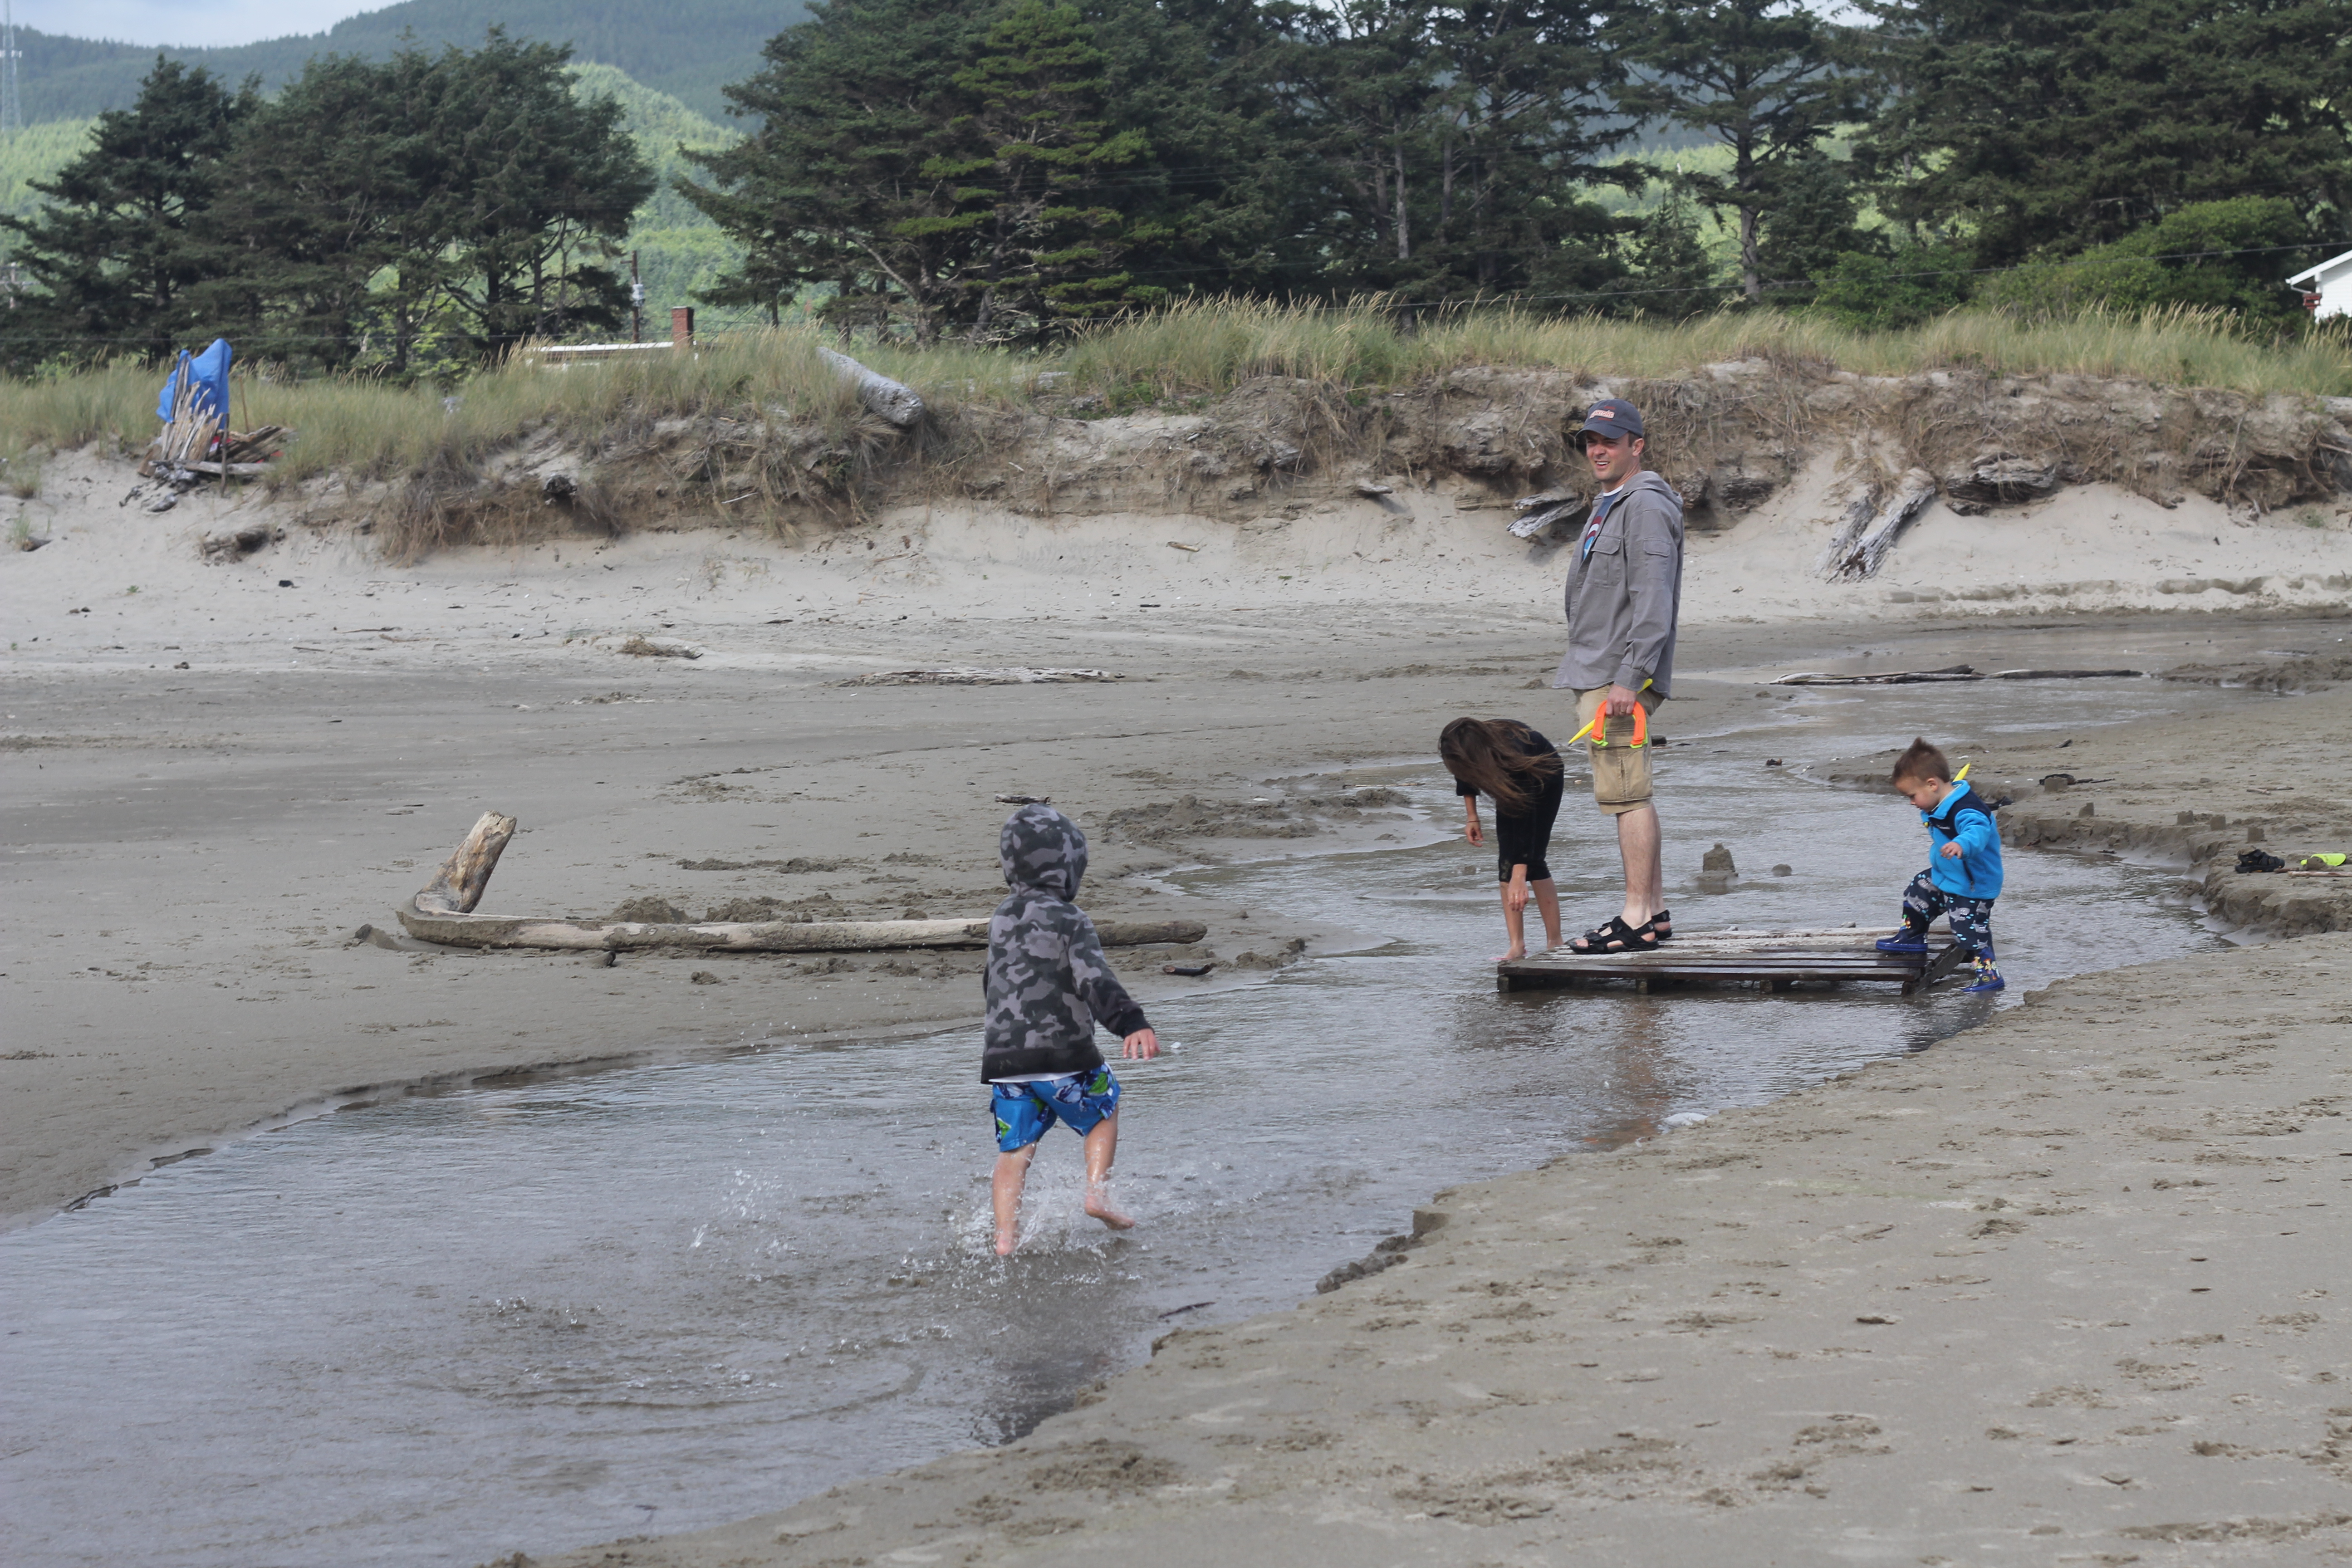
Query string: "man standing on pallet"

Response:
xmin=1553 ymin=397 xmax=1684 ymax=955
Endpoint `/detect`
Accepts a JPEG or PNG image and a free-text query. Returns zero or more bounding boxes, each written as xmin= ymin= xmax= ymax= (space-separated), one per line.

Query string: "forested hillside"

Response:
xmin=8 ymin=0 xmax=801 ymax=122
xmin=0 ymin=63 xmax=743 ymax=347
xmin=3 ymin=0 xmax=2346 ymax=377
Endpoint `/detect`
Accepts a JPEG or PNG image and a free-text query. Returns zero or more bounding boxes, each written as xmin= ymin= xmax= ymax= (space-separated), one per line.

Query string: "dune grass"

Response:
xmin=1 ymin=303 xmax=2343 ymax=494
xmin=1057 ymin=298 xmax=2352 ymax=400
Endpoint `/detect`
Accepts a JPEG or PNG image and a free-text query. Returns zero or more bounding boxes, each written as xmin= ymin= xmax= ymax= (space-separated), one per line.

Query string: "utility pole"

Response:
xmin=630 ymin=250 xmax=643 ymax=344
xmin=1 ymin=0 xmax=23 ymax=138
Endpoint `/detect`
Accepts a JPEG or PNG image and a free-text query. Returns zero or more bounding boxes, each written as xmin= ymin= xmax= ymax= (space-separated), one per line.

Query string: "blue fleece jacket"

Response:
xmin=1921 ymin=780 xmax=2003 ymax=900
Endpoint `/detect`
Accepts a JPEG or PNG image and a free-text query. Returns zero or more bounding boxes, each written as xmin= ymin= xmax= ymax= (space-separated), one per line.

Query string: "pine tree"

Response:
xmin=0 ymin=57 xmax=254 ymax=367
xmin=1615 ymin=0 xmax=1868 ymax=303
xmin=421 ymin=31 xmax=655 ymax=356
xmin=678 ymin=0 xmax=990 ymax=339
xmin=186 ymin=55 xmax=424 ymax=370
xmin=1857 ymin=0 xmax=2352 ymax=267
xmin=919 ymin=0 xmax=1169 ymax=332
xmin=1267 ymin=0 xmax=1632 ymax=299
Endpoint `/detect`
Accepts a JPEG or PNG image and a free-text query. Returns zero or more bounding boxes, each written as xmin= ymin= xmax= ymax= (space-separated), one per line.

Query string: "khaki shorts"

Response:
xmin=1574 ymin=686 xmax=1662 ymax=815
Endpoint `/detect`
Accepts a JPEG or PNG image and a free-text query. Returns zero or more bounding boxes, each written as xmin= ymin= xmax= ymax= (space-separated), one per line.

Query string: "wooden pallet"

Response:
xmin=1496 ymin=927 xmax=1968 ymax=996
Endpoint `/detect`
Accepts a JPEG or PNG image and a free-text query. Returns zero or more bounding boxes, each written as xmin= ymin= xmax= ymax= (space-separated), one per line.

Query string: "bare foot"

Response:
xmin=995 ymin=1227 xmax=1019 ymax=1256
xmin=1491 ymin=946 xmax=1527 ymax=964
xmin=1083 ymin=1191 xmax=1136 ymax=1231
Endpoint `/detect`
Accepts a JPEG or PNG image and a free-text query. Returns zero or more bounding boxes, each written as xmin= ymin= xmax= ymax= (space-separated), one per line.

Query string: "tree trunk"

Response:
xmin=1394 ymin=143 xmax=1411 ymax=261
xmin=1738 ymin=205 xmax=1762 ymax=302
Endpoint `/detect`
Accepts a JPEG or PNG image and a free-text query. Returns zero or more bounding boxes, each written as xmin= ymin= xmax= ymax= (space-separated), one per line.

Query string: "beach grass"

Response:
xmin=2 ymin=303 xmax=2343 ymax=486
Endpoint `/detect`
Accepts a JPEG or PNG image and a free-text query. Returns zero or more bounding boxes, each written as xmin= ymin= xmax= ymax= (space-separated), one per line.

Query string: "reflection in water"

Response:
xmin=0 ymin=646 xmax=2265 ymax=1568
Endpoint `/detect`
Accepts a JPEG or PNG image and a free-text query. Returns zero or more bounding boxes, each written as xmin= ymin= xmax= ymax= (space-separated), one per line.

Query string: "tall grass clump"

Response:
xmin=1054 ymin=298 xmax=2352 ymax=398
xmin=242 ymin=328 xmax=878 ymax=487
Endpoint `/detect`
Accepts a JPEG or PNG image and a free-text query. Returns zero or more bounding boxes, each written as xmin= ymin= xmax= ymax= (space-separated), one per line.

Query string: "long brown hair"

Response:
xmin=1440 ymin=717 xmax=1562 ymax=814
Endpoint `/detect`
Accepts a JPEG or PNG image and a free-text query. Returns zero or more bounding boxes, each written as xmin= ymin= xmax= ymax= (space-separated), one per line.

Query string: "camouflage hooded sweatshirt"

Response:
xmin=982 ymin=805 xmax=1150 ymax=1082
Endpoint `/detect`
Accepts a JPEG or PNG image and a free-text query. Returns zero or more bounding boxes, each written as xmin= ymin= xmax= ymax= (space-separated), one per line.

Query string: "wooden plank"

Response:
xmin=1496 ymin=932 xmax=1955 ymax=996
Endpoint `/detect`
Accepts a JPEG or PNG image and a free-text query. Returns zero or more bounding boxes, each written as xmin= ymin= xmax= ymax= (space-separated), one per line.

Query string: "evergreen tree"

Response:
xmin=1615 ymin=0 xmax=1868 ymax=303
xmin=1857 ymin=0 xmax=2352 ymax=267
xmin=1 ymin=58 xmax=255 ymax=366
xmin=421 ymin=31 xmax=655 ymax=356
xmin=186 ymin=54 xmax=425 ymax=370
xmin=1266 ymin=0 xmax=1629 ymax=298
xmin=1753 ymin=151 xmax=1877 ymax=306
xmin=678 ymin=0 xmax=990 ymax=338
xmin=918 ymin=0 xmax=1170 ymax=332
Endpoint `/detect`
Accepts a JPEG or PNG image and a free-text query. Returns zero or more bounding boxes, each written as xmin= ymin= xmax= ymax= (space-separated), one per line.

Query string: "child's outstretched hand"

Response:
xmin=1940 ymin=841 xmax=1964 ymax=859
xmin=1123 ymin=1027 xmax=1160 ymax=1060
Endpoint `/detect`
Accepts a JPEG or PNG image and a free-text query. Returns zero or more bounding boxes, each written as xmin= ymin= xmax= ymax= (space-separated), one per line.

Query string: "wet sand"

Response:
xmin=524 ymin=685 xmax=2352 ymax=1568
xmin=7 ymin=472 xmax=2352 ymax=1562
xmin=540 ymin=933 xmax=2352 ymax=1568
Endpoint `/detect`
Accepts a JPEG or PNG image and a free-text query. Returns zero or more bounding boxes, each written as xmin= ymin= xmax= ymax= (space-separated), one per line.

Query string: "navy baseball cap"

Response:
xmin=1577 ymin=398 xmax=1645 ymax=441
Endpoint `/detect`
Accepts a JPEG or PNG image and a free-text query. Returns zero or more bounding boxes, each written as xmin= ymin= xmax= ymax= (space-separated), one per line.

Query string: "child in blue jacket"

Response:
xmin=1875 ymin=737 xmax=2005 ymax=993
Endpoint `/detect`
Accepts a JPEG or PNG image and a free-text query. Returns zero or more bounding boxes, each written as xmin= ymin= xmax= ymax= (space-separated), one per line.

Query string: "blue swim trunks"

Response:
xmin=991 ymin=1068 xmax=1120 ymax=1152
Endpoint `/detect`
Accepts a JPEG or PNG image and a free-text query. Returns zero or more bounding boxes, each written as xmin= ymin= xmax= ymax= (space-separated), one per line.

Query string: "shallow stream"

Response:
xmin=4 ymin=620 xmax=2318 ymax=1568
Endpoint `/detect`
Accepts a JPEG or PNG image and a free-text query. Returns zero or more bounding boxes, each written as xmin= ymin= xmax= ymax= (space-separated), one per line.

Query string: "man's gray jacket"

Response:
xmin=1550 ymin=470 xmax=1684 ymax=697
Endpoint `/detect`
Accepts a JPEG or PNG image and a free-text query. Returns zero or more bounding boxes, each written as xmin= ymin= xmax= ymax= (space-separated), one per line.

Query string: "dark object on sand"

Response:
xmin=2237 ymin=849 xmax=2286 ymax=874
xmin=995 ymin=793 xmax=1052 ymax=805
xmin=2041 ymin=773 xmax=2075 ymax=790
xmin=1774 ymin=666 xmax=2142 ymax=686
xmin=396 ymin=811 xmax=1207 ymax=953
xmin=1499 ymin=926 xmax=1966 ymax=996
xmin=1162 ymin=962 xmax=1215 ymax=977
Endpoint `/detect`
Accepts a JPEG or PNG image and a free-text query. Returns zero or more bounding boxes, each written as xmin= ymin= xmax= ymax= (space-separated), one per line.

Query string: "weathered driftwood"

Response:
xmin=1773 ymin=666 xmax=2143 ymax=686
xmin=1507 ymin=487 xmax=1585 ymax=540
xmin=1820 ymin=468 xmax=1936 ymax=579
xmin=397 ymin=907 xmax=1207 ymax=953
xmin=414 ymin=811 xmax=518 ymax=913
xmin=839 ymin=667 xmax=1121 ymax=686
xmin=393 ymin=811 xmax=1203 ymax=952
xmin=819 ymin=348 xmax=924 ymax=428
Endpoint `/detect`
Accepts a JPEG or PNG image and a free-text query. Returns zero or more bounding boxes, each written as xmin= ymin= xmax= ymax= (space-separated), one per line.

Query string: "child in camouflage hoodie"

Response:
xmin=984 ymin=804 xmax=1159 ymax=1256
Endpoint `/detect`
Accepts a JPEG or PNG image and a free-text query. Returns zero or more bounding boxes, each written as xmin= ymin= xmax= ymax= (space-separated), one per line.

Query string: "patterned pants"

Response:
xmin=1901 ymin=870 xmax=1995 ymax=960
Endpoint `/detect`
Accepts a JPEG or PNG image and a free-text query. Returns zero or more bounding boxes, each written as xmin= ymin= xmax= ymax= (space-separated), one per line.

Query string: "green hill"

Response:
xmin=9 ymin=0 xmax=804 ymax=123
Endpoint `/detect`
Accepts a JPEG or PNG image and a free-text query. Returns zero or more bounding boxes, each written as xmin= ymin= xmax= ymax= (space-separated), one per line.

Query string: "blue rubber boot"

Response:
xmin=1875 ymin=927 xmax=1928 ymax=955
xmin=1962 ymin=960 xmax=2004 ymax=994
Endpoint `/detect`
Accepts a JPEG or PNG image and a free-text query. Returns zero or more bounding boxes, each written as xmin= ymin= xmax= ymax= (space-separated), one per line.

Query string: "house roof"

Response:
xmin=2286 ymin=247 xmax=2352 ymax=288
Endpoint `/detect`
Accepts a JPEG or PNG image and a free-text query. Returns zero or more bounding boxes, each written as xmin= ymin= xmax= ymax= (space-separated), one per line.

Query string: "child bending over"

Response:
xmin=1876 ymin=737 xmax=2006 ymax=994
xmin=983 ymin=804 xmax=1159 ymax=1256
xmin=1441 ymin=717 xmax=1568 ymax=962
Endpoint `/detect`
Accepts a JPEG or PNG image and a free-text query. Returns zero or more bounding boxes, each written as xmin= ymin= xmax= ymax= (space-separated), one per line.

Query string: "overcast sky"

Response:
xmin=16 ymin=0 xmax=385 ymax=49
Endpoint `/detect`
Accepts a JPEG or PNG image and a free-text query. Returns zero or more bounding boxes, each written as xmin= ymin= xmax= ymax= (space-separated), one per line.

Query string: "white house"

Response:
xmin=2287 ymin=248 xmax=2352 ymax=320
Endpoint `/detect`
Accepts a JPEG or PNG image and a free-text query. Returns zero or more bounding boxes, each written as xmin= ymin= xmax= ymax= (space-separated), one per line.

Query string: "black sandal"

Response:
xmin=1647 ymin=909 xmax=1673 ymax=943
xmin=1568 ymin=916 xmax=1659 ymax=954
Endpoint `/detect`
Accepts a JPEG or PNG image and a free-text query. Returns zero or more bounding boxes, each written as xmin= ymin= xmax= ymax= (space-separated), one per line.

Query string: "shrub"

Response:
xmin=1979 ymin=198 xmax=2318 ymax=327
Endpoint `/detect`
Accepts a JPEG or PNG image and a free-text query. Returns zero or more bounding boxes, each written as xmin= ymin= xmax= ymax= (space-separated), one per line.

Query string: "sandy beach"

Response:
xmin=6 ymin=435 xmax=2352 ymax=1563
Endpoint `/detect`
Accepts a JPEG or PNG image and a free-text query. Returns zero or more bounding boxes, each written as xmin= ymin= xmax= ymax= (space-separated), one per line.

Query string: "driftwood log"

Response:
xmin=819 ymin=348 xmax=924 ymax=428
xmin=414 ymin=811 xmax=517 ymax=912
xmin=392 ymin=812 xmax=1205 ymax=953
xmin=1819 ymin=468 xmax=1936 ymax=580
